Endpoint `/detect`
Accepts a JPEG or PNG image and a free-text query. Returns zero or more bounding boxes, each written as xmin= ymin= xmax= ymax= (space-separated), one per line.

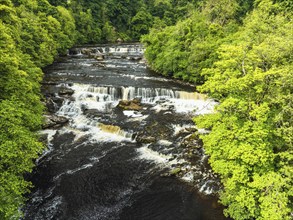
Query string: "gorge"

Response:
xmin=0 ymin=1 xmax=292 ymax=219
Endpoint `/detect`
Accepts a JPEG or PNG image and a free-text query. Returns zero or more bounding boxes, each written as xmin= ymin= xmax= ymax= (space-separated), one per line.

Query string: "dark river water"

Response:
xmin=23 ymin=43 xmax=228 ymax=220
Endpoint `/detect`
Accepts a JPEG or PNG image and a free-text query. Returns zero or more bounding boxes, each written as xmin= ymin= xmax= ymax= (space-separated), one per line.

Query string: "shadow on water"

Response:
xmin=119 ymin=177 xmax=227 ymax=220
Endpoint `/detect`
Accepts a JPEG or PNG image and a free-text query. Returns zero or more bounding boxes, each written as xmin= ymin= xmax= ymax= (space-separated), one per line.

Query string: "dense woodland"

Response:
xmin=0 ymin=0 xmax=292 ymax=219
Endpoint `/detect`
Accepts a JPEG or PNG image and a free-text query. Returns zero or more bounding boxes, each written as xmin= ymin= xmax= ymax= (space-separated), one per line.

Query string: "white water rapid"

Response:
xmin=24 ymin=44 xmax=226 ymax=220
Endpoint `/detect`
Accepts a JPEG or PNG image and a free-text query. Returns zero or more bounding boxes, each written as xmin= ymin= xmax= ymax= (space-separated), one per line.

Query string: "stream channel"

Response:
xmin=23 ymin=43 xmax=228 ymax=220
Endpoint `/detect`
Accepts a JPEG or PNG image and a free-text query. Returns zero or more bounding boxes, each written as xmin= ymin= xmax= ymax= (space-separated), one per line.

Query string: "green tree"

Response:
xmin=142 ymin=8 xmax=240 ymax=83
xmin=130 ymin=7 xmax=153 ymax=40
xmin=0 ymin=20 xmax=44 ymax=219
xmin=0 ymin=0 xmax=78 ymax=218
xmin=75 ymin=9 xmax=101 ymax=44
xmin=55 ymin=6 xmax=77 ymax=53
xmin=194 ymin=1 xmax=293 ymax=219
xmin=202 ymin=0 xmax=239 ymax=25
xmin=101 ymin=21 xmax=116 ymax=42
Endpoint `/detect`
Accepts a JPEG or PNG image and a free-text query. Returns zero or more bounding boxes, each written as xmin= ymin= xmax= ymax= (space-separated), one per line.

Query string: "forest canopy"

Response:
xmin=0 ymin=0 xmax=292 ymax=219
xmin=0 ymin=0 xmax=77 ymax=218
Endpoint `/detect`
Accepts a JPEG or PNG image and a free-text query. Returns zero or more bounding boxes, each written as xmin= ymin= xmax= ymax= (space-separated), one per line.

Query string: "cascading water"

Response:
xmin=23 ymin=43 xmax=228 ymax=220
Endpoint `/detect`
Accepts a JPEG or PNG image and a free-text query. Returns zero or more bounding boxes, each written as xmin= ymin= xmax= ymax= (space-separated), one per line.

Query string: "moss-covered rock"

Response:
xmin=118 ymin=99 xmax=142 ymax=111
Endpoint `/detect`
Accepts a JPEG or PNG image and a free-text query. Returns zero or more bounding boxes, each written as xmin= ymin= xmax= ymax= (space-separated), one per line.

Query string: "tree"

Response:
xmin=0 ymin=0 xmax=77 ymax=218
xmin=0 ymin=20 xmax=44 ymax=219
xmin=194 ymin=1 xmax=293 ymax=219
xmin=130 ymin=7 xmax=153 ymax=40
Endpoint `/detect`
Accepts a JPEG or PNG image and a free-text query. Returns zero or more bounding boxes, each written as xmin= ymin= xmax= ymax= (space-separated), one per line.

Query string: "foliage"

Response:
xmin=0 ymin=0 xmax=76 ymax=218
xmin=193 ymin=1 xmax=293 ymax=219
xmin=142 ymin=2 xmax=241 ymax=83
xmin=130 ymin=7 xmax=153 ymax=40
xmin=47 ymin=0 xmax=201 ymax=43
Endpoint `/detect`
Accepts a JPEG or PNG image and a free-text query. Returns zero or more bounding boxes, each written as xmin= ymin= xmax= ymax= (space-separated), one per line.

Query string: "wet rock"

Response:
xmin=83 ymin=109 xmax=102 ymax=116
xmin=142 ymin=119 xmax=173 ymax=140
xmin=185 ymin=127 xmax=197 ymax=133
xmin=149 ymin=141 xmax=174 ymax=153
xmin=91 ymin=48 xmax=98 ymax=53
xmin=127 ymin=56 xmax=142 ymax=61
xmin=139 ymin=58 xmax=147 ymax=64
xmin=181 ymin=133 xmax=201 ymax=149
xmin=43 ymin=115 xmax=69 ymax=129
xmin=90 ymin=54 xmax=105 ymax=61
xmin=92 ymin=62 xmax=106 ymax=68
xmin=41 ymin=81 xmax=59 ymax=85
xmin=116 ymin=38 xmax=123 ymax=43
xmin=136 ymin=134 xmax=156 ymax=144
xmin=39 ymin=133 xmax=48 ymax=145
xmin=75 ymin=134 xmax=91 ymax=144
xmin=68 ymin=48 xmax=80 ymax=55
xmin=81 ymin=48 xmax=92 ymax=55
xmin=175 ymin=127 xmax=197 ymax=138
xmin=44 ymin=97 xmax=56 ymax=113
xmin=58 ymin=87 xmax=74 ymax=96
xmin=118 ymin=99 xmax=142 ymax=111
xmin=45 ymin=97 xmax=64 ymax=113
xmin=160 ymin=167 xmax=182 ymax=177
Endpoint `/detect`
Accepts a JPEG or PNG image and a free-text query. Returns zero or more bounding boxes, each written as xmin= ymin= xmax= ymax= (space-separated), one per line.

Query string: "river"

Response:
xmin=23 ymin=43 xmax=228 ymax=220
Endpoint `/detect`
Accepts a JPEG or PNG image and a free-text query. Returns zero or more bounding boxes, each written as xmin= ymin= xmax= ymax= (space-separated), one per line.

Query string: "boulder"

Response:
xmin=83 ymin=109 xmax=104 ymax=118
xmin=136 ymin=135 xmax=156 ymax=144
xmin=45 ymin=97 xmax=64 ymax=113
xmin=81 ymin=48 xmax=92 ymax=55
xmin=68 ymin=48 xmax=80 ymax=55
xmin=43 ymin=115 xmax=69 ymax=129
xmin=118 ymin=99 xmax=142 ymax=111
xmin=180 ymin=133 xmax=201 ymax=149
xmin=175 ymin=127 xmax=197 ymax=138
xmin=39 ymin=133 xmax=48 ymax=145
xmin=89 ymin=54 xmax=105 ymax=61
xmin=58 ymin=87 xmax=74 ymax=96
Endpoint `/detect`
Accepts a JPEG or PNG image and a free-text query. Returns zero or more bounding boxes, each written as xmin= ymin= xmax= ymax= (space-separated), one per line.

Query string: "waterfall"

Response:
xmin=24 ymin=43 xmax=224 ymax=220
xmin=82 ymin=85 xmax=205 ymax=103
xmin=70 ymin=44 xmax=145 ymax=57
xmin=98 ymin=123 xmax=131 ymax=138
xmin=176 ymin=91 xmax=207 ymax=100
xmin=62 ymin=84 xmax=216 ymax=114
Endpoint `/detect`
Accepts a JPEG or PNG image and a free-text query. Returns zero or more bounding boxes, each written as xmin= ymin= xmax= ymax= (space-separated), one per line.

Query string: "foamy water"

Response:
xmin=24 ymin=44 xmax=223 ymax=220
